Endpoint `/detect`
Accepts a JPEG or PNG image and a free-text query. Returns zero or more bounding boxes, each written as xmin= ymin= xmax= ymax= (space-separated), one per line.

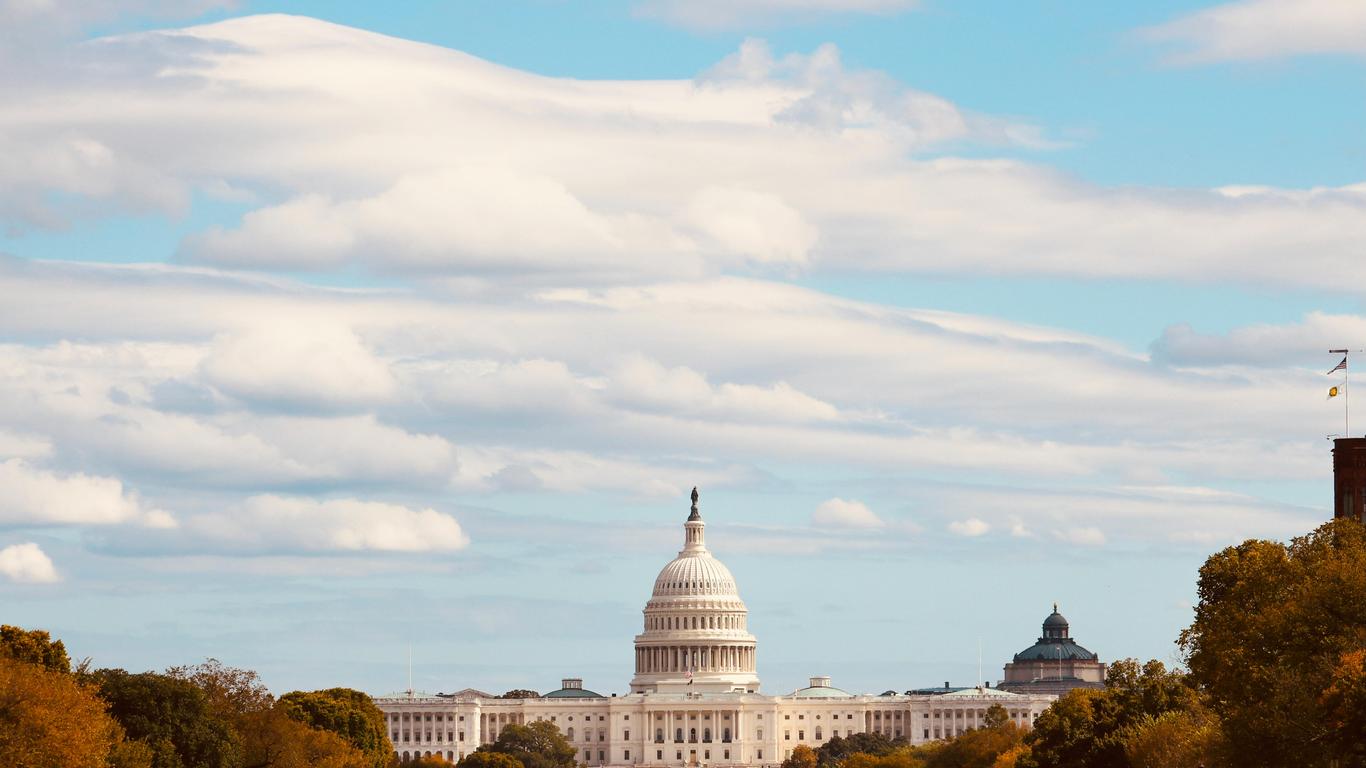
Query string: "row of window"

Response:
xmin=393 ymin=732 xmax=464 ymax=744
xmin=646 ymin=614 xmax=744 ymax=631
xmin=785 ymin=713 xmax=857 ymax=720
xmin=390 ymin=713 xmax=465 ymax=722
xmin=651 ymin=727 xmax=733 ymax=743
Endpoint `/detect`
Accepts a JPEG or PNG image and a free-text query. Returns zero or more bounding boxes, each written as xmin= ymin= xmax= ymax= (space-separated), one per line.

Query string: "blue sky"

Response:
xmin=2 ymin=0 xmax=1365 ymax=699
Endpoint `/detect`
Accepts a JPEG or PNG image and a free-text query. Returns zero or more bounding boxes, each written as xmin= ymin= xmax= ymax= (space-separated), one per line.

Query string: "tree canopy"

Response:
xmin=1180 ymin=518 xmax=1366 ymax=768
xmin=473 ymin=721 xmax=577 ymax=768
xmin=1 ymin=624 xmax=71 ymax=674
xmin=276 ymin=688 xmax=389 ymax=768
xmin=0 ymin=655 xmax=145 ymax=768
xmin=457 ymin=752 xmax=522 ymax=768
xmin=87 ymin=667 xmax=242 ymax=768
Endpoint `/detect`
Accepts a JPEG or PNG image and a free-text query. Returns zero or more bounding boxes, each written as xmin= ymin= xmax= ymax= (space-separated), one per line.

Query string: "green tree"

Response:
xmin=474 ymin=721 xmax=576 ymax=768
xmin=277 ymin=688 xmax=390 ymax=768
xmin=783 ymin=744 xmax=818 ymax=768
xmin=457 ymin=752 xmax=522 ymax=768
xmin=816 ymin=731 xmax=900 ymax=766
xmin=0 ymin=655 xmax=144 ymax=768
xmin=497 ymin=690 xmax=540 ymax=700
xmin=0 ymin=624 xmax=71 ymax=673
xmin=88 ymin=667 xmax=242 ymax=768
xmin=1179 ymin=518 xmax=1366 ymax=768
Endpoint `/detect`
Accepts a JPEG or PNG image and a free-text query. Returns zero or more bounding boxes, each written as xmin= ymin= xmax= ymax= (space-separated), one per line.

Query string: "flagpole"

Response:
xmin=1333 ymin=350 xmax=1351 ymax=436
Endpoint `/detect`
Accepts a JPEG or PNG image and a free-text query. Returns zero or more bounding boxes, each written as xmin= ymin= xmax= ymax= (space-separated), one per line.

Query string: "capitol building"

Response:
xmin=377 ymin=492 xmax=1057 ymax=765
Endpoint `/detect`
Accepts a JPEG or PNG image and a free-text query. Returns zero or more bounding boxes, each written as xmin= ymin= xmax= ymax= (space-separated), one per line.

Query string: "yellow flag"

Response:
xmin=1329 ymin=386 xmax=1340 ymax=399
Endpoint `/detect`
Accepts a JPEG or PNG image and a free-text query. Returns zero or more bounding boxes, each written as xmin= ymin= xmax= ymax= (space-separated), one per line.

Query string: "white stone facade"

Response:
xmin=377 ymin=493 xmax=1055 ymax=766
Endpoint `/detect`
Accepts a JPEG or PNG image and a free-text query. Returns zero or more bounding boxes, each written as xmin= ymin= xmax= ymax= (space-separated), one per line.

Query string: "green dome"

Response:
xmin=544 ymin=678 xmax=605 ymax=698
xmin=544 ymin=687 xmax=606 ymax=698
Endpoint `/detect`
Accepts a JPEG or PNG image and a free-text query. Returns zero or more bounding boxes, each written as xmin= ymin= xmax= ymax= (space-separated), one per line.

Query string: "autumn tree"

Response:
xmin=922 ymin=704 xmax=1024 ymax=768
xmin=474 ymin=721 xmax=576 ymax=768
xmin=1180 ymin=518 xmax=1366 ymax=768
xmin=0 ymin=655 xmax=144 ymax=768
xmin=277 ymin=687 xmax=390 ymax=768
xmin=783 ymin=744 xmax=818 ymax=768
xmin=497 ymin=690 xmax=541 ymax=700
xmin=1019 ymin=659 xmax=1198 ymax=768
xmin=0 ymin=625 xmax=71 ymax=673
xmin=1321 ymin=649 xmax=1366 ymax=767
xmin=1120 ymin=707 xmax=1225 ymax=768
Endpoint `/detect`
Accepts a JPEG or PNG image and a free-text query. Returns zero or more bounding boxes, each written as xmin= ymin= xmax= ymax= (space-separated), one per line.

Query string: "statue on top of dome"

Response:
xmin=688 ymin=487 xmax=701 ymax=521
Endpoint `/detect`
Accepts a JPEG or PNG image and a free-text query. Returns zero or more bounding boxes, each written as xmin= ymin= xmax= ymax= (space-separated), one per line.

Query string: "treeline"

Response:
xmin=6 ymin=518 xmax=1365 ymax=768
xmin=781 ymin=518 xmax=1366 ymax=768
xmin=0 ymin=627 xmax=389 ymax=768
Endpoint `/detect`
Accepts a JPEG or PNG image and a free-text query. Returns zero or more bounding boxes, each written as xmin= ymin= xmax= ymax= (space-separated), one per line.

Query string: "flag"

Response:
xmin=1329 ymin=357 xmax=1348 ymax=374
xmin=1330 ymin=386 xmax=1340 ymax=399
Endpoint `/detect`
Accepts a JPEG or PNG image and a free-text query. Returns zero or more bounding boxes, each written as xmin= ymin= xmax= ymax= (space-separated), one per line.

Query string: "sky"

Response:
xmin=1 ymin=0 xmax=1365 ymax=699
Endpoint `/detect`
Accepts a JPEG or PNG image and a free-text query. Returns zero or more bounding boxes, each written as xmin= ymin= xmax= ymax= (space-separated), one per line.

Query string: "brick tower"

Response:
xmin=1332 ymin=438 xmax=1366 ymax=522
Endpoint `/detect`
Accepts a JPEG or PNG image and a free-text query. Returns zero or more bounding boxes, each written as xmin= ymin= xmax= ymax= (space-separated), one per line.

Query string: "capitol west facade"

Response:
xmin=377 ymin=493 xmax=1057 ymax=765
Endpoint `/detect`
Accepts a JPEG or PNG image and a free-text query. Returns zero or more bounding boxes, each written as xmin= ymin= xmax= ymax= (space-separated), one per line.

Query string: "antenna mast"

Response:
xmin=407 ymin=644 xmax=413 ymax=698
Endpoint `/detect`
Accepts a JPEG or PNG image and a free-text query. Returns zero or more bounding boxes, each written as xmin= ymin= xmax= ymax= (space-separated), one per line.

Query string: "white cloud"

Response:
xmin=0 ymin=542 xmax=59 ymax=583
xmin=0 ymin=459 xmax=175 ymax=528
xmin=0 ymin=429 xmax=52 ymax=460
xmin=181 ymin=495 xmax=469 ymax=553
xmin=608 ymin=356 xmax=840 ymax=424
xmin=1143 ymin=0 xmax=1366 ymax=63
xmin=634 ymin=0 xmax=918 ymax=30
xmin=1053 ymin=526 xmax=1107 ymax=547
xmin=812 ymin=498 xmax=884 ymax=529
xmin=0 ymin=16 xmax=1358 ymax=291
xmin=948 ymin=517 xmax=990 ymax=537
xmin=200 ymin=325 xmax=397 ymax=409
xmin=1151 ymin=312 xmax=1366 ymax=368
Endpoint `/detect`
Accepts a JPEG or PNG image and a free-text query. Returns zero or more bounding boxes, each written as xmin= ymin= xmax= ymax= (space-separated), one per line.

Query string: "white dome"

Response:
xmin=630 ymin=488 xmax=761 ymax=694
xmin=652 ymin=554 xmax=737 ymax=598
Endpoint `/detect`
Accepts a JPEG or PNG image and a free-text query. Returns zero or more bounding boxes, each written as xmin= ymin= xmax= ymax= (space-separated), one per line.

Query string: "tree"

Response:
xmin=925 ymin=705 xmax=1024 ymax=768
xmin=457 ymin=752 xmax=522 ymax=768
xmin=1120 ymin=708 xmax=1225 ymax=768
xmin=0 ymin=625 xmax=70 ymax=673
xmin=87 ymin=667 xmax=242 ymax=768
xmin=474 ymin=721 xmax=576 ymax=768
xmin=497 ymin=690 xmax=540 ymax=700
xmin=406 ymin=756 xmax=453 ymax=767
xmin=1019 ymin=659 xmax=1201 ymax=768
xmin=816 ymin=732 xmax=900 ymax=766
xmin=783 ymin=744 xmax=818 ymax=768
xmin=0 ymin=655 xmax=142 ymax=768
xmin=277 ymin=688 xmax=390 ymax=768
xmin=1321 ymin=649 xmax=1366 ymax=767
xmin=1179 ymin=519 xmax=1366 ymax=768
xmin=168 ymin=660 xmax=274 ymax=721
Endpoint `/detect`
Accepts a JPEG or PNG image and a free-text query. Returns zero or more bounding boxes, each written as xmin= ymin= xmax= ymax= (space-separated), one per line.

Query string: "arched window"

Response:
xmin=656 ymin=728 xmax=664 ymax=743
xmin=690 ymin=728 xmax=698 ymax=743
xmin=675 ymin=728 xmax=683 ymax=742
xmin=815 ymin=728 xmax=822 ymax=740
xmin=703 ymin=728 xmax=712 ymax=742
xmin=567 ymin=728 xmax=575 ymax=741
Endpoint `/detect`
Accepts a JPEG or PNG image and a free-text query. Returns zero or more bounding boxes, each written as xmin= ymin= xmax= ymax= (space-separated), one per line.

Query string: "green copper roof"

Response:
xmin=544 ymin=687 xmax=606 ymax=698
xmin=790 ymin=685 xmax=854 ymax=698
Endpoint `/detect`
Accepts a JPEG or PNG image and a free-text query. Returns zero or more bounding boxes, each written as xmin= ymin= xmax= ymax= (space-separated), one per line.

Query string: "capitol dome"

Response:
xmin=630 ymin=489 xmax=760 ymax=694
